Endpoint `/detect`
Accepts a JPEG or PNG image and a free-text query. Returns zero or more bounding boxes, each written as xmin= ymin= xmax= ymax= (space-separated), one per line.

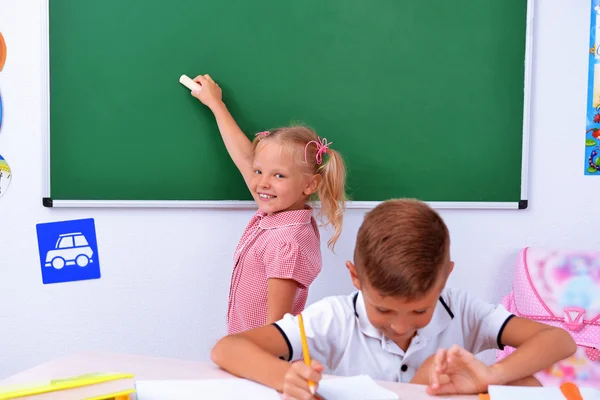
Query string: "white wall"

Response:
xmin=0 ymin=0 xmax=597 ymax=379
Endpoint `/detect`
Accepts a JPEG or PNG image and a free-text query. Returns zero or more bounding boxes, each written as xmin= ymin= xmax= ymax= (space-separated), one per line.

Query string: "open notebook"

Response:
xmin=133 ymin=375 xmax=398 ymax=400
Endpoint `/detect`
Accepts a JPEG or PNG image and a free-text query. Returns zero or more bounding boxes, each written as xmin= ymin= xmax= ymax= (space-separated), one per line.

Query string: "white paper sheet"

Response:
xmin=316 ymin=375 xmax=399 ymax=400
xmin=133 ymin=379 xmax=281 ymax=400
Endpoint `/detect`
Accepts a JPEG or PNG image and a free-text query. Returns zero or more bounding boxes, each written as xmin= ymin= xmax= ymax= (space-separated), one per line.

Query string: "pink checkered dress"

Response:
xmin=227 ymin=207 xmax=322 ymax=335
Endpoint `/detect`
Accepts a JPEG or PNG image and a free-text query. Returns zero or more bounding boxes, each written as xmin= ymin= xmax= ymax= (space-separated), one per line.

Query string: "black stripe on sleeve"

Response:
xmin=272 ymin=323 xmax=293 ymax=361
xmin=496 ymin=314 xmax=516 ymax=350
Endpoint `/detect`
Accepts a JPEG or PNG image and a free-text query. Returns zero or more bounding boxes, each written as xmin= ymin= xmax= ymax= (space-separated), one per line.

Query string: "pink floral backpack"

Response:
xmin=497 ymin=247 xmax=600 ymax=388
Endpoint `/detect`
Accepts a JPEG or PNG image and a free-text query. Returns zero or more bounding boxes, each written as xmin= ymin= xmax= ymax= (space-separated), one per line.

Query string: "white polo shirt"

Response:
xmin=273 ymin=288 xmax=513 ymax=382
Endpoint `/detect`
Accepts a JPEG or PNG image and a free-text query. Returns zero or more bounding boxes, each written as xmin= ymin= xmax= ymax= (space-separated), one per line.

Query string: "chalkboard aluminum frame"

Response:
xmin=40 ymin=0 xmax=533 ymax=210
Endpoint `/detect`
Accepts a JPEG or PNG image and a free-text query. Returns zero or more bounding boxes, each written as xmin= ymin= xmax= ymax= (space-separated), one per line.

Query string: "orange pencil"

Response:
xmin=298 ymin=313 xmax=317 ymax=396
xmin=560 ymin=382 xmax=583 ymax=400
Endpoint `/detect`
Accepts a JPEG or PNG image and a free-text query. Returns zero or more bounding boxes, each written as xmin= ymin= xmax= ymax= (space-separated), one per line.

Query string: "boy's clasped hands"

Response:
xmin=423 ymin=345 xmax=499 ymax=395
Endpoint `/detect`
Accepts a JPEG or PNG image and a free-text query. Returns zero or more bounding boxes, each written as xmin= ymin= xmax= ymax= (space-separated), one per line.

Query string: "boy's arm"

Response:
xmin=425 ymin=317 xmax=576 ymax=395
xmin=212 ymin=299 xmax=341 ymax=396
xmin=211 ymin=324 xmax=293 ymax=392
xmin=488 ymin=316 xmax=577 ymax=385
xmin=424 ymin=292 xmax=576 ymax=395
xmin=454 ymin=289 xmax=576 ymax=383
xmin=410 ymin=354 xmax=435 ymax=385
xmin=192 ymin=75 xmax=255 ymax=187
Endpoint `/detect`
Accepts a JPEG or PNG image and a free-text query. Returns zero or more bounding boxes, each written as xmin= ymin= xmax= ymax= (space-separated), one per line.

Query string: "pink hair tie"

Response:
xmin=255 ymin=130 xmax=270 ymax=139
xmin=304 ymin=137 xmax=332 ymax=165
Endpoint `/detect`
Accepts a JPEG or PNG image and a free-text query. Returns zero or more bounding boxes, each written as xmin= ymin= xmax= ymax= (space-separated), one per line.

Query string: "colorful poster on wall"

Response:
xmin=586 ymin=2 xmax=600 ymax=175
xmin=0 ymin=154 xmax=11 ymax=198
xmin=36 ymin=218 xmax=102 ymax=284
xmin=0 ymin=31 xmax=5 ymax=133
xmin=0 ymin=31 xmax=6 ymax=71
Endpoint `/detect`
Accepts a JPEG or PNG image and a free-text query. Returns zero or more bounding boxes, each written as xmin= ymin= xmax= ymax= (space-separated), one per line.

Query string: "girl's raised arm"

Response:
xmin=192 ymin=74 xmax=255 ymax=187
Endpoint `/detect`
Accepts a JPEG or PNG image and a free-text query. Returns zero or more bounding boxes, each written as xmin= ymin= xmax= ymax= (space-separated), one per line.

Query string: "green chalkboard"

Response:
xmin=45 ymin=0 xmax=531 ymax=208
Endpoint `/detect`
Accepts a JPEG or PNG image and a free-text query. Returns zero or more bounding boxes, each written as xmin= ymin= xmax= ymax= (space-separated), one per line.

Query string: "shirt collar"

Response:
xmin=257 ymin=207 xmax=314 ymax=230
xmin=354 ymin=291 xmax=385 ymax=340
xmin=418 ymin=290 xmax=454 ymax=338
xmin=352 ymin=289 xmax=454 ymax=341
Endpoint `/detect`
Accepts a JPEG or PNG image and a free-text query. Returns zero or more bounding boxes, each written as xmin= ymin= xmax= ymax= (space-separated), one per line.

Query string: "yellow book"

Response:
xmin=0 ymin=372 xmax=135 ymax=400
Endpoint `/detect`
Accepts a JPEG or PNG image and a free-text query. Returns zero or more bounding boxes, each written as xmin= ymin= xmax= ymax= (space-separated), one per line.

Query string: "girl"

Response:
xmin=190 ymin=74 xmax=347 ymax=335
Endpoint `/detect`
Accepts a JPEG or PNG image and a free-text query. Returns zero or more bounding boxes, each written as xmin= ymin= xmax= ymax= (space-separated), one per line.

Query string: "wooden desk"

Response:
xmin=0 ymin=351 xmax=477 ymax=399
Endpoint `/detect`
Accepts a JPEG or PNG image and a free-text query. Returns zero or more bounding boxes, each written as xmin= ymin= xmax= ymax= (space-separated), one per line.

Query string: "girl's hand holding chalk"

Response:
xmin=186 ymin=73 xmax=224 ymax=111
xmin=179 ymin=74 xmax=202 ymax=92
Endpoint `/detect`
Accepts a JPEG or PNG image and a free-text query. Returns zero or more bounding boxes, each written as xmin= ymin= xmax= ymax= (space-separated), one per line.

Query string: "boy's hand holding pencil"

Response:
xmin=281 ymin=313 xmax=324 ymax=400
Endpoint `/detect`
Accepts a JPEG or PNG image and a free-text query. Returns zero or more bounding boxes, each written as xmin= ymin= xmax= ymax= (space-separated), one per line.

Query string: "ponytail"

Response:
xmin=316 ymin=148 xmax=347 ymax=251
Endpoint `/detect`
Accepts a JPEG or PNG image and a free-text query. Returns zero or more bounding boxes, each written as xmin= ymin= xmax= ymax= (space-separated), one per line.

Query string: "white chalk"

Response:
xmin=179 ymin=74 xmax=202 ymax=92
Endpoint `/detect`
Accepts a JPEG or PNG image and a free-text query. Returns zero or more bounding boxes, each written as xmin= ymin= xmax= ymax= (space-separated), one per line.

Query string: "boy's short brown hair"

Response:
xmin=354 ymin=199 xmax=450 ymax=300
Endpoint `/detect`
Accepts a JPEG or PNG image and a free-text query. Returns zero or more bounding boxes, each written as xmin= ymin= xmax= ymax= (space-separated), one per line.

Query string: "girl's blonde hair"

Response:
xmin=252 ymin=124 xmax=347 ymax=250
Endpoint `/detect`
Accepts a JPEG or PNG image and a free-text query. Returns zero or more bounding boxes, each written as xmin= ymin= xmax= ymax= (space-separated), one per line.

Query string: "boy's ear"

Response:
xmin=438 ymin=261 xmax=455 ymax=288
xmin=346 ymin=261 xmax=361 ymax=291
xmin=303 ymin=174 xmax=321 ymax=196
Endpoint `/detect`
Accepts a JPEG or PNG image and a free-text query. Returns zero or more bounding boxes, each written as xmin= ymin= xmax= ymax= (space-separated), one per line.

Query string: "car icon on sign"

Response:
xmin=44 ymin=232 xmax=94 ymax=270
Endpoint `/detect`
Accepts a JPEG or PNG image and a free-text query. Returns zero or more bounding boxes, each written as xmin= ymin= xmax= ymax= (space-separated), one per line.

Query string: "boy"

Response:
xmin=211 ymin=199 xmax=576 ymax=399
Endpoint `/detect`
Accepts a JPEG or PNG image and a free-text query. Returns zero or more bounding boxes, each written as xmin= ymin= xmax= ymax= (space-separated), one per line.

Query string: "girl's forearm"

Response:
xmin=210 ymin=102 xmax=254 ymax=175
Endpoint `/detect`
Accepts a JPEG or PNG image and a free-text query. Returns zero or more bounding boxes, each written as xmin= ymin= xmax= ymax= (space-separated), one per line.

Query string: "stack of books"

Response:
xmin=0 ymin=372 xmax=135 ymax=399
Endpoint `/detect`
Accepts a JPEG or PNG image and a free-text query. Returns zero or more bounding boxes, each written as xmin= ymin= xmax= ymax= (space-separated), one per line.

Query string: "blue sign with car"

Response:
xmin=36 ymin=218 xmax=101 ymax=284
